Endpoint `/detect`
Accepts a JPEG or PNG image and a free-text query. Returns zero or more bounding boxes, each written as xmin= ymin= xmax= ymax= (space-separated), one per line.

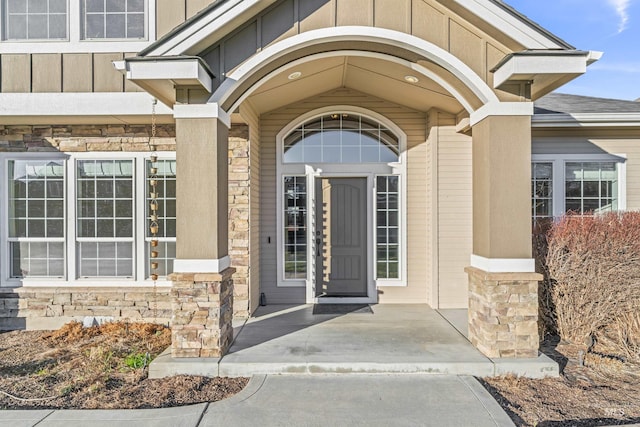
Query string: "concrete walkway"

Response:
xmin=1 ymin=374 xmax=515 ymax=427
xmin=151 ymin=304 xmax=558 ymax=378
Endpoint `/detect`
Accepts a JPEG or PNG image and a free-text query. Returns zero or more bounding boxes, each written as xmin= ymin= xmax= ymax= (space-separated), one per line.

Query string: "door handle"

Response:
xmin=315 ymin=238 xmax=321 ymax=255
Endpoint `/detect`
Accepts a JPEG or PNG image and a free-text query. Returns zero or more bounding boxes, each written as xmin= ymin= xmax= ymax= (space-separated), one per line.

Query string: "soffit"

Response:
xmin=247 ymin=56 xmax=462 ymax=115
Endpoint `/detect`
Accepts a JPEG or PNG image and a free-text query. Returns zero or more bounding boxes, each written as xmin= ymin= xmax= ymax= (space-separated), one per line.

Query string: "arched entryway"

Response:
xmin=275 ymin=107 xmax=407 ymax=304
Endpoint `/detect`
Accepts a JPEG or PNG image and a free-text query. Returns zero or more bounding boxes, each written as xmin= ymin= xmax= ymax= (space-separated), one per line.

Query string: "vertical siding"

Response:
xmin=258 ymin=88 xmax=428 ymax=304
xmin=186 ymin=0 xmax=213 ymax=18
xmin=32 ymin=54 xmax=62 ymax=92
xmin=374 ymin=0 xmax=411 ymax=33
xmin=62 ymin=54 xmax=93 ymax=92
xmin=157 ymin=0 xmax=186 ymax=37
xmin=435 ymin=113 xmax=472 ymax=309
xmin=1 ymin=55 xmax=31 ymax=93
xmin=93 ymin=53 xmax=125 ymax=92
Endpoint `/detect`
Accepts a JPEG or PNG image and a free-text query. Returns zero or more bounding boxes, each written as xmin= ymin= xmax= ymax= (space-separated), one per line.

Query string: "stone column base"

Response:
xmin=465 ymin=266 xmax=542 ymax=358
xmin=169 ymin=268 xmax=235 ymax=358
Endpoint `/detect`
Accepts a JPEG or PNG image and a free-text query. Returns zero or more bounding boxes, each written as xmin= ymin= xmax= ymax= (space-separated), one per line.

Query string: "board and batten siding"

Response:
xmin=0 ymin=53 xmax=144 ymax=93
xmin=0 ymin=1 xmax=217 ymax=94
xmin=258 ymin=88 xmax=430 ymax=304
xmin=533 ymin=132 xmax=640 ymax=211
xmin=199 ymin=0 xmax=515 ymax=98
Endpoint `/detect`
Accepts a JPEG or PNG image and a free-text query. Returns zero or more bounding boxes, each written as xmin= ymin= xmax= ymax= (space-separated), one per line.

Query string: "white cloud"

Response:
xmin=607 ymin=0 xmax=631 ymax=33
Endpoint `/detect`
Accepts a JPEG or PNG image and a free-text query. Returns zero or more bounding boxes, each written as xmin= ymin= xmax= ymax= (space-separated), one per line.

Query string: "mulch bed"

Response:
xmin=480 ymin=336 xmax=640 ymax=427
xmin=0 ymin=322 xmax=248 ymax=410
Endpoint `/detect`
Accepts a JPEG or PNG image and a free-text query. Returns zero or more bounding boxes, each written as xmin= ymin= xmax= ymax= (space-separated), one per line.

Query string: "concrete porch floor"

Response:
xmin=150 ymin=304 xmax=558 ymax=379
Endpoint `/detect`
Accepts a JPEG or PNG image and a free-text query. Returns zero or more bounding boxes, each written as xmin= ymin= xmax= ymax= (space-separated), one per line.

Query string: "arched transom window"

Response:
xmin=283 ymin=114 xmax=400 ymax=164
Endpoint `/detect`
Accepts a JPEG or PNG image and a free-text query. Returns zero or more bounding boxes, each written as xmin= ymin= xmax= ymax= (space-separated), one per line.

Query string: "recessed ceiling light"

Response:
xmin=404 ymin=75 xmax=419 ymax=84
xmin=288 ymin=71 xmax=302 ymax=80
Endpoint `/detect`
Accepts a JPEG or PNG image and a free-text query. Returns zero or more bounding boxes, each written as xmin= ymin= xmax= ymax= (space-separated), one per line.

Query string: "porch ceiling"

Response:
xmin=245 ymin=55 xmax=464 ymax=115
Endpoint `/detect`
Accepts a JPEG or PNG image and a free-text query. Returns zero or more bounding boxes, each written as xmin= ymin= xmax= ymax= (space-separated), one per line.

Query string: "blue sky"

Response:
xmin=504 ymin=0 xmax=640 ymax=100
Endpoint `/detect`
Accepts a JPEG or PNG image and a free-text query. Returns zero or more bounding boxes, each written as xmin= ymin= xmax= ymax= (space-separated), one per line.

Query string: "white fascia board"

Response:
xmin=451 ymin=0 xmax=566 ymax=49
xmin=493 ymin=54 xmax=588 ymax=88
xmin=470 ymin=102 xmax=533 ymax=126
xmin=0 ymin=92 xmax=173 ymax=118
xmin=145 ymin=0 xmax=278 ymax=56
xmin=125 ymin=59 xmax=213 ymax=92
xmin=532 ymin=113 xmax=640 ymax=128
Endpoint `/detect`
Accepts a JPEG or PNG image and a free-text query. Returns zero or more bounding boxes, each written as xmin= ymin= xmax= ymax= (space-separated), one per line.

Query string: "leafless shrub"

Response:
xmin=542 ymin=212 xmax=640 ymax=355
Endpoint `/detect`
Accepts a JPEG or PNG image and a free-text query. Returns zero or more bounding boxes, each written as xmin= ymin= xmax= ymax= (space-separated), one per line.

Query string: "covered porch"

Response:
xmin=150 ymin=304 xmax=557 ymax=378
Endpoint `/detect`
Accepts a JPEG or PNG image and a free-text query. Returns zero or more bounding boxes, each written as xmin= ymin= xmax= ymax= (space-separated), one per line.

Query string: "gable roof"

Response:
xmin=141 ymin=0 xmax=575 ymax=58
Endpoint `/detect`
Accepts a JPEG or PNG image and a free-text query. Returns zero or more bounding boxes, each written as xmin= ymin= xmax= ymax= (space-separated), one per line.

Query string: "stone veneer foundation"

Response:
xmin=0 ymin=123 xmax=252 ymax=329
xmin=0 ymin=287 xmax=172 ymax=330
xmin=169 ymin=269 xmax=235 ymax=358
xmin=465 ymin=266 xmax=542 ymax=358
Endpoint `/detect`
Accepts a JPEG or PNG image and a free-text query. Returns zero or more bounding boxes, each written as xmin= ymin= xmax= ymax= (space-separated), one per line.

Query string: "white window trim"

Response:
xmin=275 ymin=106 xmax=408 ymax=302
xmin=0 ymin=0 xmax=155 ymax=53
xmin=0 ymin=151 xmax=175 ymax=288
xmin=532 ymin=153 xmax=627 ymax=217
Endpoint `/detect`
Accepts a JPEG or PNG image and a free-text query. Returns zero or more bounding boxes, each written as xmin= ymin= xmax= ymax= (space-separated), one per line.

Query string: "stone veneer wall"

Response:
xmin=0 ymin=123 xmax=252 ymax=329
xmin=169 ymin=270 xmax=234 ymax=358
xmin=465 ymin=267 xmax=542 ymax=358
xmin=227 ymin=125 xmax=251 ymax=318
xmin=2 ymin=287 xmax=173 ymax=330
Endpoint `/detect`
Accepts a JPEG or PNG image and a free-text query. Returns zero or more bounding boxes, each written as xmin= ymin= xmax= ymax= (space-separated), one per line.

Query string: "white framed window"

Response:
xmin=81 ymin=0 xmax=145 ymax=40
xmin=2 ymin=0 xmax=68 ymax=41
xmin=375 ymin=175 xmax=400 ymax=280
xmin=0 ymin=0 xmax=155 ymax=53
xmin=531 ymin=154 xmax=627 ymax=219
xmin=0 ymin=151 xmax=175 ymax=288
xmin=7 ymin=159 xmax=66 ymax=278
xmin=76 ymin=159 xmax=134 ymax=278
xmin=283 ymin=175 xmax=307 ymax=280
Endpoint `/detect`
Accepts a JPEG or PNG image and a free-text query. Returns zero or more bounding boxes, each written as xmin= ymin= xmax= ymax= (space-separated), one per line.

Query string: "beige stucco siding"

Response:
xmin=432 ymin=113 xmax=473 ymax=308
xmin=258 ymin=88 xmax=429 ymax=304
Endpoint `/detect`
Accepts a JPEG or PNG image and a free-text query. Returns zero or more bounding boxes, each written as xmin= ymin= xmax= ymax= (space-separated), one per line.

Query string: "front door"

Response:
xmin=315 ymin=177 xmax=368 ymax=297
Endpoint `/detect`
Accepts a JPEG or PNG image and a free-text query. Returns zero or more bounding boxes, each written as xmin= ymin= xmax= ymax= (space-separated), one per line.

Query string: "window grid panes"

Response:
xmin=7 ymin=160 xmax=65 ymax=278
xmin=284 ymin=176 xmax=307 ymax=279
xmin=76 ymin=159 xmax=134 ymax=277
xmin=565 ymin=162 xmax=618 ymax=215
xmin=376 ymin=176 xmax=399 ymax=279
xmin=532 ymin=162 xmax=553 ymax=219
xmin=146 ymin=159 xmax=176 ymax=278
xmin=3 ymin=0 xmax=68 ymax=40
xmin=284 ymin=114 xmax=399 ymax=164
xmin=82 ymin=0 xmax=145 ymax=39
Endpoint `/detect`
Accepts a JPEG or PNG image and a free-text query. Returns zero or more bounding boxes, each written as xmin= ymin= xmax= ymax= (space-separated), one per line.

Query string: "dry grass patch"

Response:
xmin=0 ymin=322 xmax=247 ymax=409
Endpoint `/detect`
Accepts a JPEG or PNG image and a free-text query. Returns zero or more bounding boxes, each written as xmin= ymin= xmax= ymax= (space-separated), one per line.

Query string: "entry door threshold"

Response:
xmin=311 ymin=296 xmax=376 ymax=304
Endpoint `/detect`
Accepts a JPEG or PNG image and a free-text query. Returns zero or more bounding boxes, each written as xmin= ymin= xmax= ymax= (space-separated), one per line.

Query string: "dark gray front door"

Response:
xmin=315 ymin=177 xmax=368 ymax=297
